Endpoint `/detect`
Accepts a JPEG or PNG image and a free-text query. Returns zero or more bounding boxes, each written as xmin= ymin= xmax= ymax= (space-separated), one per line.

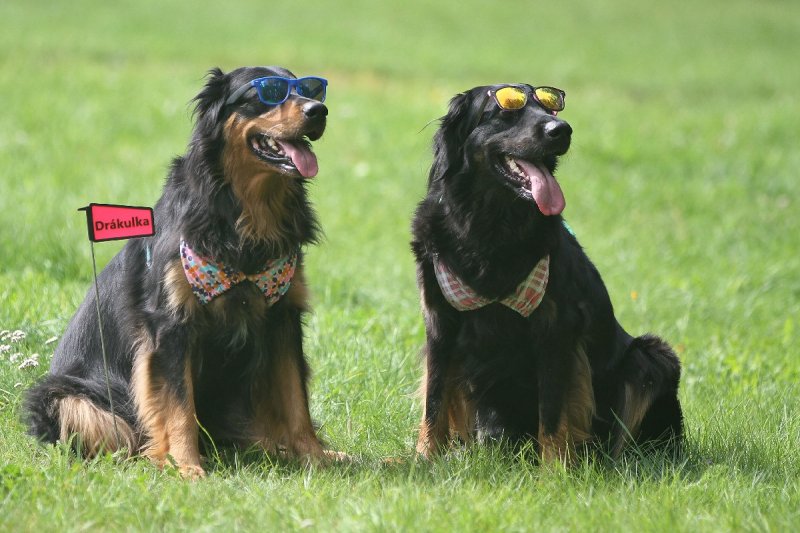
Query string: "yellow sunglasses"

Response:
xmin=490 ymin=85 xmax=566 ymax=114
xmin=469 ymin=84 xmax=565 ymax=132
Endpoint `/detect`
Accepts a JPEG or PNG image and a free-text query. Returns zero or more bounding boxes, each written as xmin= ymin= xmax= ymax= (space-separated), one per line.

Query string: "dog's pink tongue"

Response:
xmin=516 ymin=159 xmax=565 ymax=216
xmin=276 ymin=140 xmax=318 ymax=178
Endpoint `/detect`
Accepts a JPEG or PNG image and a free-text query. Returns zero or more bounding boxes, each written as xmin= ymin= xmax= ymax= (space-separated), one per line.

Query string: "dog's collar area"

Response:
xmin=180 ymin=239 xmax=296 ymax=305
xmin=433 ymin=255 xmax=549 ymax=317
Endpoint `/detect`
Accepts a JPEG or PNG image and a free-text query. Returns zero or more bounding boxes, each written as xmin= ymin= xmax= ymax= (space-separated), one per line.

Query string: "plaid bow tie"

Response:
xmin=180 ymin=239 xmax=297 ymax=305
xmin=433 ymin=255 xmax=549 ymax=317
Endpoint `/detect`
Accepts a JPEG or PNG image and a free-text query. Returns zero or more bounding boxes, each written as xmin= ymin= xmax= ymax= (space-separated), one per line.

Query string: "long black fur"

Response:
xmin=24 ymin=66 xmax=326 ymax=463
xmin=412 ymin=85 xmax=683 ymax=457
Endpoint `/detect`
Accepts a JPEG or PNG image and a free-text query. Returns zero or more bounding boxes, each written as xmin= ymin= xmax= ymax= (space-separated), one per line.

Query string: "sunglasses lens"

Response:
xmin=296 ymin=78 xmax=327 ymax=102
xmin=494 ymin=87 xmax=527 ymax=110
xmin=534 ymin=87 xmax=565 ymax=112
xmin=258 ymin=78 xmax=290 ymax=104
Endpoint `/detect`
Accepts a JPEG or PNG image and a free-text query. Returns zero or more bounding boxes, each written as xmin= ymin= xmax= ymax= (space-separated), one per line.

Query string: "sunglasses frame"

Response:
xmin=225 ymin=76 xmax=328 ymax=107
xmin=492 ymin=85 xmax=565 ymax=114
xmin=470 ymin=84 xmax=566 ymax=132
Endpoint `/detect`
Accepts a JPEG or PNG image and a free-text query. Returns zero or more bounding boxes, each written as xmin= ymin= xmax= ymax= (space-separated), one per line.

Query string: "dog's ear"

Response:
xmin=440 ymin=91 xmax=474 ymax=142
xmin=191 ymin=68 xmax=230 ymax=134
xmin=428 ymin=91 xmax=474 ymax=186
xmin=185 ymin=68 xmax=232 ymax=193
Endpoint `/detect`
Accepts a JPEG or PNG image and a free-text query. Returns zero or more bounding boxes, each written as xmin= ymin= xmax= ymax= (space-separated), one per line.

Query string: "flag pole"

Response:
xmin=79 ymin=203 xmax=154 ymax=453
xmin=89 ymin=240 xmax=122 ymax=450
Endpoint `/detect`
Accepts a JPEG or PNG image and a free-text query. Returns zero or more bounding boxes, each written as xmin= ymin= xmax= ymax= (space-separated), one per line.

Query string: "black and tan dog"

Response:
xmin=411 ymin=84 xmax=683 ymax=462
xmin=25 ymin=66 xmax=333 ymax=477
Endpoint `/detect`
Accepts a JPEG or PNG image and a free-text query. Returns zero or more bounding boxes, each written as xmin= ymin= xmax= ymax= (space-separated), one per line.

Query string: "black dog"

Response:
xmin=411 ymin=84 xmax=683 ymax=462
xmin=25 ymin=66 xmax=333 ymax=477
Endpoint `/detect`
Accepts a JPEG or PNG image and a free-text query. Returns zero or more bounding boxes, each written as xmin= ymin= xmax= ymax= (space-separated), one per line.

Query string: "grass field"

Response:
xmin=1 ymin=0 xmax=799 ymax=530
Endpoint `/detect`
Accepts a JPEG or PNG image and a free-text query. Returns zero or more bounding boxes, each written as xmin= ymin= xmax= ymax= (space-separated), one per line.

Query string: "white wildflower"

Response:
xmin=18 ymin=355 xmax=40 ymax=369
xmin=1 ymin=330 xmax=26 ymax=343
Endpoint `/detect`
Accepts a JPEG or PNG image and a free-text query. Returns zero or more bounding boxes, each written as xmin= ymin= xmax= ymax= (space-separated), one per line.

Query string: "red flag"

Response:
xmin=79 ymin=203 xmax=155 ymax=242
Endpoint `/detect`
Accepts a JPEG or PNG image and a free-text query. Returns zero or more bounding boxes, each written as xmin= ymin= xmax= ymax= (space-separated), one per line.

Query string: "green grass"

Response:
xmin=2 ymin=0 xmax=799 ymax=530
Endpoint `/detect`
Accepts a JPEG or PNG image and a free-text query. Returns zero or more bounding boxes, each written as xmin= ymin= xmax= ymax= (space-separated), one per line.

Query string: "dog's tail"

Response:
xmin=611 ymin=333 xmax=683 ymax=457
xmin=23 ymin=373 xmax=139 ymax=457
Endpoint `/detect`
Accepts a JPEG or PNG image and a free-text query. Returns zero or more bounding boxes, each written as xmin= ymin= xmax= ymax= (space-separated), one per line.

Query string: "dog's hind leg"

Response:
xmin=249 ymin=306 xmax=326 ymax=464
xmin=610 ymin=334 xmax=683 ymax=457
xmin=132 ymin=323 xmax=203 ymax=478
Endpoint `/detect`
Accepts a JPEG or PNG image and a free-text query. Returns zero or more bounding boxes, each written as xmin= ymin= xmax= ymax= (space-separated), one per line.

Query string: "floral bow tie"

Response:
xmin=433 ymin=255 xmax=549 ymax=317
xmin=180 ymin=239 xmax=296 ymax=305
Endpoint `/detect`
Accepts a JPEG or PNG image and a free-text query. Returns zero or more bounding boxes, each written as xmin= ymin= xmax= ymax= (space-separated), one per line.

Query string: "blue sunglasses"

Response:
xmin=225 ymin=76 xmax=328 ymax=106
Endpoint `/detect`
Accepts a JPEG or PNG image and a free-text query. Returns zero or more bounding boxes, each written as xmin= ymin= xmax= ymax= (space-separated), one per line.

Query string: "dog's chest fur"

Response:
xmin=202 ymin=283 xmax=273 ymax=344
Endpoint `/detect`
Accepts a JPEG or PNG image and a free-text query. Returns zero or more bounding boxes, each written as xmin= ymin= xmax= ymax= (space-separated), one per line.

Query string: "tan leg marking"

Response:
xmin=416 ymin=360 xmax=470 ymax=458
xmin=448 ymin=385 xmax=475 ymax=444
xmin=131 ymin=348 xmax=204 ymax=478
xmin=539 ymin=348 xmax=595 ymax=465
xmin=250 ymin=353 xmax=325 ymax=464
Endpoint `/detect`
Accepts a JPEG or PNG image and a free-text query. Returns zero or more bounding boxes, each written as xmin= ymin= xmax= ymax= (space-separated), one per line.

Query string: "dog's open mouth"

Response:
xmin=249 ymin=133 xmax=319 ymax=178
xmin=497 ymin=155 xmax=565 ymax=216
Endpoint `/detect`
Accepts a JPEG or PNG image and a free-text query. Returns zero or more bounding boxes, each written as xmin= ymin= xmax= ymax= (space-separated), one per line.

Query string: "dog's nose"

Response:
xmin=302 ymin=101 xmax=328 ymax=118
xmin=543 ymin=119 xmax=572 ymax=141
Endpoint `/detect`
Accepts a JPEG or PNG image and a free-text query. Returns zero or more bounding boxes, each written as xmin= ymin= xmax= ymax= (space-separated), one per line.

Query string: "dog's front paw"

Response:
xmin=538 ymin=433 xmax=582 ymax=467
xmin=154 ymin=453 xmax=207 ymax=480
xmin=178 ymin=463 xmax=207 ymax=480
xmin=285 ymin=436 xmax=328 ymax=466
xmin=323 ymin=449 xmax=352 ymax=462
xmin=415 ymin=436 xmax=443 ymax=460
xmin=416 ymin=422 xmax=452 ymax=458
